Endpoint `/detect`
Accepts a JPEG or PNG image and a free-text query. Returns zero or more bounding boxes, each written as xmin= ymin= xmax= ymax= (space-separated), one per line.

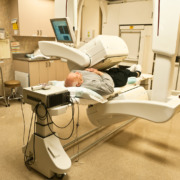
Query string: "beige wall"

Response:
xmin=12 ymin=36 xmax=54 ymax=54
xmin=0 ymin=0 xmax=14 ymax=96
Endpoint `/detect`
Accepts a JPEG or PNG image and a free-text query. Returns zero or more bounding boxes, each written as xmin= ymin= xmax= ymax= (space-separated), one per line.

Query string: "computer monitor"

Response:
xmin=50 ymin=18 xmax=76 ymax=43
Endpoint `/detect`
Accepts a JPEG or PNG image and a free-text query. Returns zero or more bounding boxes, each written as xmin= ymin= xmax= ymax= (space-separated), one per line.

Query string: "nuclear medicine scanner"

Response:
xmin=22 ymin=0 xmax=180 ymax=178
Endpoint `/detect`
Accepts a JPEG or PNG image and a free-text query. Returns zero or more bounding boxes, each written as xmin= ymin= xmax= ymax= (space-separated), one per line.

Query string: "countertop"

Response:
xmin=13 ymin=53 xmax=59 ymax=62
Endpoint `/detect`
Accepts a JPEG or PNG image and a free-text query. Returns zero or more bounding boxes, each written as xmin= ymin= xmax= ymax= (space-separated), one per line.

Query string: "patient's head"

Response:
xmin=65 ymin=72 xmax=83 ymax=87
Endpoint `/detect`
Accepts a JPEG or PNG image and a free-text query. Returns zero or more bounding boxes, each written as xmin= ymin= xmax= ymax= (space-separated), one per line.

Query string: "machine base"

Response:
xmin=23 ymin=134 xmax=71 ymax=178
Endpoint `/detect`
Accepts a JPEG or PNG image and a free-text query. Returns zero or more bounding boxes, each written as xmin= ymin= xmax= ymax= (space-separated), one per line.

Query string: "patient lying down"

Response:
xmin=64 ymin=65 xmax=141 ymax=96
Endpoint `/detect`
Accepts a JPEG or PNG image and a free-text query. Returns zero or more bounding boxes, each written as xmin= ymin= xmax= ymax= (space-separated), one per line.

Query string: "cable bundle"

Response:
xmin=24 ymin=98 xmax=76 ymax=167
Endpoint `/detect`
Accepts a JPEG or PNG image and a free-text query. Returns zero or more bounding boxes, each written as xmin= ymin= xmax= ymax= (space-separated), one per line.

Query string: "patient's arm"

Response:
xmin=85 ymin=68 xmax=104 ymax=76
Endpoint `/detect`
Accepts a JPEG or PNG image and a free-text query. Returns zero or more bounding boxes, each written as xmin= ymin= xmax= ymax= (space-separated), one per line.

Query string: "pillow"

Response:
xmin=67 ymin=87 xmax=107 ymax=103
xmin=48 ymin=80 xmax=65 ymax=87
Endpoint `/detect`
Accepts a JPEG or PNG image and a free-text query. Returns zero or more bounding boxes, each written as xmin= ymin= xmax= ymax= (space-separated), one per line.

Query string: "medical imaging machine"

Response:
xmin=22 ymin=1 xmax=180 ymax=179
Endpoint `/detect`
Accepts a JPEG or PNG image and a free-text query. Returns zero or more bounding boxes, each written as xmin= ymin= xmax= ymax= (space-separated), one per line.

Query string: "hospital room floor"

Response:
xmin=1 ymin=101 xmax=180 ymax=180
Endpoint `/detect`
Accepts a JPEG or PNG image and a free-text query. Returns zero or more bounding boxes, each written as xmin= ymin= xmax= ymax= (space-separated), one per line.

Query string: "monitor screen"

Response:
xmin=50 ymin=18 xmax=75 ymax=43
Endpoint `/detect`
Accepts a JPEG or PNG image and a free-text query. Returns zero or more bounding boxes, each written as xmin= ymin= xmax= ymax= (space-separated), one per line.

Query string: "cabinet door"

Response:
xmin=29 ymin=62 xmax=40 ymax=86
xmin=18 ymin=0 xmax=38 ymax=36
xmin=56 ymin=60 xmax=70 ymax=81
xmin=48 ymin=61 xmax=57 ymax=81
xmin=62 ymin=62 xmax=70 ymax=80
xmin=13 ymin=60 xmax=29 ymax=73
xmin=38 ymin=0 xmax=55 ymax=37
xmin=39 ymin=61 xmax=49 ymax=84
xmin=18 ymin=0 xmax=54 ymax=36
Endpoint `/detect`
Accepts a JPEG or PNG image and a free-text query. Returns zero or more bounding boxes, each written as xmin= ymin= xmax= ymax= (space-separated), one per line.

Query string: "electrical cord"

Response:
xmin=46 ymin=99 xmax=75 ymax=140
xmin=24 ymin=103 xmax=43 ymax=168
xmin=24 ymin=97 xmax=76 ymax=168
xmin=47 ymin=116 xmax=75 ymax=140
xmin=26 ymin=102 xmax=48 ymax=167
xmin=47 ymin=97 xmax=75 ymax=129
xmin=24 ymin=106 xmax=36 ymax=167
xmin=20 ymin=100 xmax=26 ymax=145
xmin=34 ymin=99 xmax=75 ymax=140
xmin=33 ymin=114 xmax=36 ymax=165
xmin=73 ymin=98 xmax=80 ymax=162
xmin=35 ymin=102 xmax=48 ymax=121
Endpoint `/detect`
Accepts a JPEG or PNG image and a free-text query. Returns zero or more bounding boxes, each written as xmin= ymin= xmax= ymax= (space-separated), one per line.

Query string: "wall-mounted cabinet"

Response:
xmin=9 ymin=0 xmax=55 ymax=37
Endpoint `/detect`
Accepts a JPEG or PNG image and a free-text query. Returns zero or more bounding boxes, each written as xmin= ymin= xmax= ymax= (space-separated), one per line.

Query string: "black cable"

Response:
xmin=73 ymin=98 xmax=80 ymax=162
xmin=24 ymin=106 xmax=36 ymax=167
xmin=47 ymin=116 xmax=75 ymax=140
xmin=47 ymin=98 xmax=75 ymax=129
xmin=35 ymin=102 xmax=48 ymax=121
xmin=24 ymin=98 xmax=76 ymax=168
xmin=33 ymin=114 xmax=36 ymax=165
xmin=47 ymin=111 xmax=74 ymax=129
xmin=47 ymin=100 xmax=75 ymax=140
xmin=20 ymin=100 xmax=25 ymax=145
xmin=34 ymin=100 xmax=75 ymax=140
xmin=24 ymin=103 xmax=46 ymax=168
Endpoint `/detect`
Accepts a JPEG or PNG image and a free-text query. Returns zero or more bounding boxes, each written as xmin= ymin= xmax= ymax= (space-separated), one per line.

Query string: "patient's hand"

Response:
xmin=85 ymin=68 xmax=96 ymax=72
xmin=85 ymin=68 xmax=104 ymax=76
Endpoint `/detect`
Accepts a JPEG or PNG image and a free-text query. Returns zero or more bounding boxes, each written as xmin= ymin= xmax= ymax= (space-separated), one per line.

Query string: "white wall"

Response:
xmin=102 ymin=5 xmax=120 ymax=36
xmin=55 ymin=0 xmax=77 ymax=30
xmin=102 ymin=1 xmax=153 ymax=36
xmin=55 ymin=0 xmax=66 ymax=18
xmin=81 ymin=0 xmax=100 ymax=42
xmin=54 ymin=0 xmax=153 ymax=42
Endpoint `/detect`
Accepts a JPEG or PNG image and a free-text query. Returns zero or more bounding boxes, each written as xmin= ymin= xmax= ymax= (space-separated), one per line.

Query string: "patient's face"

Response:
xmin=65 ymin=72 xmax=83 ymax=87
xmin=74 ymin=72 xmax=83 ymax=86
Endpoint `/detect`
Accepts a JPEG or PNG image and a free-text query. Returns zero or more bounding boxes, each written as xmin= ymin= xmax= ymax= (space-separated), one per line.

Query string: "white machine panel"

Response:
xmin=39 ymin=35 xmax=129 ymax=70
xmin=39 ymin=41 xmax=90 ymax=68
xmin=79 ymin=35 xmax=129 ymax=67
xmin=152 ymin=0 xmax=180 ymax=57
